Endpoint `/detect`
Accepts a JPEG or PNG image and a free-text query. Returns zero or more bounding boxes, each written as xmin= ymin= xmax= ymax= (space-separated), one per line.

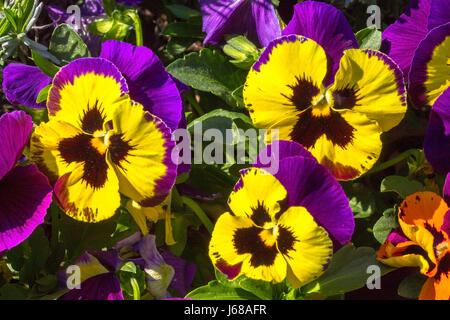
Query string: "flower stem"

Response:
xmin=181 ymin=196 xmax=214 ymax=234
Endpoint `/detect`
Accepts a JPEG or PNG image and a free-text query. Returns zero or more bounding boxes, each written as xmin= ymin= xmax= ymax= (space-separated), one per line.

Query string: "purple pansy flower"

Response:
xmin=380 ymin=0 xmax=450 ymax=108
xmin=0 ymin=111 xmax=53 ymax=252
xmin=58 ymin=252 xmax=124 ymax=300
xmin=424 ymin=87 xmax=450 ymax=174
xmin=3 ymin=40 xmax=184 ymax=131
xmin=199 ymin=0 xmax=282 ymax=47
xmin=209 ymin=141 xmax=354 ymax=286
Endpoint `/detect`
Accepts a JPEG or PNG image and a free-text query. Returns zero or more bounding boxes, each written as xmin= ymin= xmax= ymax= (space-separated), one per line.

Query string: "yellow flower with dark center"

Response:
xmin=30 ymin=58 xmax=177 ymax=223
xmin=244 ymin=35 xmax=407 ymax=180
xmin=209 ymin=167 xmax=333 ymax=287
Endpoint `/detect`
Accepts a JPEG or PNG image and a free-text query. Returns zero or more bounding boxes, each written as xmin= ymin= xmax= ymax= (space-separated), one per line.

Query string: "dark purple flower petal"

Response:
xmin=0 ymin=165 xmax=52 ymax=251
xmin=444 ymin=173 xmax=450 ymax=205
xmin=253 ymin=141 xmax=354 ymax=247
xmin=0 ymin=111 xmax=33 ymax=180
xmin=199 ymin=0 xmax=281 ymax=47
xmin=427 ymin=0 xmax=450 ymax=30
xmin=282 ymin=1 xmax=358 ymax=86
xmin=380 ymin=0 xmax=431 ymax=76
xmin=424 ymin=87 xmax=450 ymax=174
xmin=2 ymin=64 xmax=52 ymax=109
xmin=89 ymin=250 xmax=122 ymax=271
xmin=100 ymin=40 xmax=183 ymax=132
xmin=59 ymin=272 xmax=124 ymax=300
xmin=161 ymin=250 xmax=196 ymax=296
xmin=408 ymin=22 xmax=450 ymax=108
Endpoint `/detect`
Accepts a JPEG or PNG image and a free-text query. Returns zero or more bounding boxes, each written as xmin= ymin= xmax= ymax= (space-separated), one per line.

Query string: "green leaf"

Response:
xmin=372 ymin=208 xmax=399 ymax=244
xmin=60 ymin=213 xmax=118 ymax=261
xmin=231 ymin=85 xmax=244 ymax=107
xmin=162 ymin=22 xmax=205 ymax=39
xmin=2 ymin=8 xmax=17 ymax=32
xmin=89 ymin=18 xmax=114 ymax=34
xmin=0 ymin=284 xmax=29 ymax=300
xmin=397 ymin=272 xmax=427 ymax=299
xmin=36 ymin=84 xmax=51 ymax=104
xmin=32 ymin=50 xmax=60 ymax=77
xmin=380 ymin=175 xmax=430 ymax=199
xmin=185 ymin=280 xmax=259 ymax=300
xmin=167 ymin=48 xmax=247 ymax=107
xmin=238 ymin=277 xmax=273 ymax=300
xmin=49 ymin=24 xmax=90 ymax=64
xmin=166 ymin=37 xmax=193 ymax=56
xmin=120 ymin=261 xmax=137 ymax=274
xmin=118 ymin=261 xmax=146 ymax=298
xmin=342 ymin=182 xmax=377 ymax=219
xmin=187 ymin=109 xmax=254 ymax=145
xmin=165 ymin=4 xmax=201 ymax=20
xmin=302 ymin=245 xmax=394 ymax=297
xmin=355 ymin=26 xmax=382 ymax=50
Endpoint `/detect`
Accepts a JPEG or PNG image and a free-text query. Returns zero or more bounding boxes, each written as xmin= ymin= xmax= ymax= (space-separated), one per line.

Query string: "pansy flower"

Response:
xmin=0 ymin=111 xmax=53 ymax=252
xmin=29 ymin=41 xmax=180 ymax=223
xmin=243 ymin=33 xmax=406 ymax=180
xmin=409 ymin=22 xmax=450 ymax=108
xmin=424 ymin=87 xmax=450 ymax=174
xmin=199 ymin=0 xmax=281 ymax=47
xmin=377 ymin=179 xmax=450 ymax=300
xmin=380 ymin=0 xmax=450 ymax=108
xmin=59 ymin=233 xmax=195 ymax=300
xmin=58 ymin=252 xmax=124 ymax=300
xmin=209 ymin=141 xmax=354 ymax=287
xmin=116 ymin=233 xmax=195 ymax=299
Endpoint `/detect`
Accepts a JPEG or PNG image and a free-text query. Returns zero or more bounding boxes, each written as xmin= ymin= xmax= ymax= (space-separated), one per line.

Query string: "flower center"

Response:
xmin=259 ymin=225 xmax=278 ymax=247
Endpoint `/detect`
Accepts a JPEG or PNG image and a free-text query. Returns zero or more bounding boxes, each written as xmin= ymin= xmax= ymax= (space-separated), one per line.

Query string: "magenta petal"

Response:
xmin=386 ymin=228 xmax=409 ymax=245
xmin=380 ymin=0 xmax=431 ymax=76
xmin=2 ymin=64 xmax=52 ymax=109
xmin=0 ymin=111 xmax=33 ymax=180
xmin=444 ymin=173 xmax=450 ymax=205
xmin=427 ymin=0 xmax=450 ymax=30
xmin=100 ymin=40 xmax=183 ymax=132
xmin=424 ymin=88 xmax=450 ymax=174
xmin=254 ymin=140 xmax=317 ymax=169
xmin=59 ymin=272 xmax=124 ymax=300
xmin=0 ymin=165 xmax=52 ymax=251
xmin=282 ymin=1 xmax=358 ymax=86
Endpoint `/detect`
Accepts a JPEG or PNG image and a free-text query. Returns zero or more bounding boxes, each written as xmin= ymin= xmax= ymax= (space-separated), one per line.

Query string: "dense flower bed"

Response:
xmin=0 ymin=0 xmax=448 ymax=300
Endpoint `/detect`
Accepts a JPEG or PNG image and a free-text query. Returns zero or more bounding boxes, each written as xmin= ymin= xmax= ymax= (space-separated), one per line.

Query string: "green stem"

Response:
xmin=181 ymin=196 xmax=214 ymax=234
xmin=366 ymin=149 xmax=417 ymax=175
xmin=185 ymin=90 xmax=204 ymax=116
xmin=128 ymin=10 xmax=143 ymax=46
xmin=50 ymin=201 xmax=60 ymax=249
xmin=130 ymin=277 xmax=141 ymax=300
